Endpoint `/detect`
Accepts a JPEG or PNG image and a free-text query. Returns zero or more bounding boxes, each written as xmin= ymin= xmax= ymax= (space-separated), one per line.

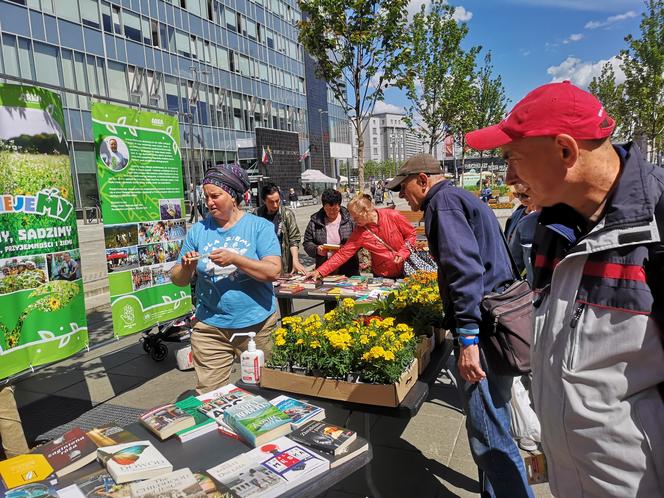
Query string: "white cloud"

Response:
xmin=562 ymin=33 xmax=584 ymax=44
xmin=407 ymin=0 xmax=472 ymax=22
xmin=520 ymin=49 xmax=532 ymax=56
xmin=407 ymin=0 xmax=430 ymax=19
xmin=585 ymin=10 xmax=637 ymax=29
xmin=452 ymin=6 xmax=473 ymax=21
xmin=373 ymin=101 xmax=405 ymax=114
xmin=547 ymin=55 xmax=625 ymax=88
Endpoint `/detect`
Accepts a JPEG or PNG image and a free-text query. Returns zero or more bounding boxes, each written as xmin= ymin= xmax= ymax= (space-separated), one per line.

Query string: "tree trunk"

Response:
xmin=356 ymin=116 xmax=365 ymax=193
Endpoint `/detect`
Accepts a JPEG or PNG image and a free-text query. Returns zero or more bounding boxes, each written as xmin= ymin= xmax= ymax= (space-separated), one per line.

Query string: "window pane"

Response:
xmin=101 ymin=2 xmax=112 ymax=32
xmin=80 ymin=0 xmax=100 ymax=28
xmin=58 ymin=1 xmax=79 ymax=22
xmin=107 ymin=60 xmax=128 ymax=100
xmin=61 ymin=50 xmax=78 ymax=107
xmin=224 ymin=8 xmax=235 ymax=30
xmin=34 ymin=41 xmax=61 ymax=86
xmin=59 ymin=19 xmax=84 ymax=49
xmin=112 ymin=5 xmax=122 ymax=34
xmin=175 ymin=30 xmax=189 ymax=57
xmin=1 ymin=35 xmax=19 ymax=78
xmin=30 ymin=10 xmax=45 ymax=41
xmin=84 ymin=27 xmax=104 ymax=56
xmin=124 ymin=10 xmax=142 ymax=42
xmin=86 ymin=54 xmax=99 ymax=94
xmin=217 ymin=46 xmax=228 ymax=70
xmin=141 ymin=17 xmax=151 ymax=44
xmin=17 ymin=37 xmax=34 ymax=79
xmin=0 ymin=2 xmax=30 ymax=36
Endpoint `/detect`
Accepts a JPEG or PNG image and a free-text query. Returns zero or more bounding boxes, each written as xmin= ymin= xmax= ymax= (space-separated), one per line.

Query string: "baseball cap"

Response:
xmin=465 ymin=81 xmax=615 ymax=151
xmin=385 ymin=153 xmax=443 ymax=191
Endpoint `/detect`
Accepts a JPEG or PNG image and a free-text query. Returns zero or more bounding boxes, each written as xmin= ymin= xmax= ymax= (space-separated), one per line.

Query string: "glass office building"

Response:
xmin=0 ymin=0 xmax=322 ymax=209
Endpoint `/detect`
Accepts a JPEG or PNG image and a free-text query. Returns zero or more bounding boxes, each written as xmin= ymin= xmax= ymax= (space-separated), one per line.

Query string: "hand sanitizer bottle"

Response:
xmin=229 ymin=332 xmax=264 ymax=384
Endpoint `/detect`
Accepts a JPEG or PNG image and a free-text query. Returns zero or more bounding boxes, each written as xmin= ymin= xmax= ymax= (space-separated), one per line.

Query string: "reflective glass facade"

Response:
xmin=0 ymin=0 xmax=311 ymax=207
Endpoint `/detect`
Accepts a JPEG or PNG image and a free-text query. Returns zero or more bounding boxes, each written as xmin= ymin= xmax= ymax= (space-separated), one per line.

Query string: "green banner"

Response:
xmin=0 ymin=83 xmax=88 ymax=379
xmin=92 ymin=103 xmax=191 ymax=337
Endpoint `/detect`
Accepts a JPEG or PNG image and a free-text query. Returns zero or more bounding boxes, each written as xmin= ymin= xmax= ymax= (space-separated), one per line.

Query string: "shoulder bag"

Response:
xmin=365 ymin=229 xmax=436 ymax=276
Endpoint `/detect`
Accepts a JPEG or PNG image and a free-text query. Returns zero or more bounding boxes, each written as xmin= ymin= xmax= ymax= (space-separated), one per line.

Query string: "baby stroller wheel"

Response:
xmin=151 ymin=342 xmax=168 ymax=361
xmin=142 ymin=338 xmax=152 ymax=353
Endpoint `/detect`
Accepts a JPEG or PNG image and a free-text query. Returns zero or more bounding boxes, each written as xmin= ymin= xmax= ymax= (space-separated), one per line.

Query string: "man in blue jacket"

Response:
xmin=387 ymin=154 xmax=532 ymax=498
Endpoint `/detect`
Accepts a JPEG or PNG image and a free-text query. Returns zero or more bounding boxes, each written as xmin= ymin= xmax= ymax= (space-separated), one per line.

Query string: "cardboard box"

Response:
xmin=435 ymin=328 xmax=449 ymax=346
xmin=260 ymin=359 xmax=418 ymax=407
xmin=416 ymin=336 xmax=432 ymax=375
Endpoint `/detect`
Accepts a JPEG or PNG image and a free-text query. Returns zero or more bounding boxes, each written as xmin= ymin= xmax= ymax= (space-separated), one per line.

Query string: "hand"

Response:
xmin=306 ymin=270 xmax=321 ymax=281
xmin=458 ymin=344 xmax=486 ymax=383
xmin=393 ymin=254 xmax=404 ymax=265
xmin=291 ymin=260 xmax=308 ymax=275
xmin=317 ymin=245 xmax=327 ymax=256
xmin=209 ymin=249 xmax=236 ymax=267
xmin=181 ymin=251 xmax=200 ymax=269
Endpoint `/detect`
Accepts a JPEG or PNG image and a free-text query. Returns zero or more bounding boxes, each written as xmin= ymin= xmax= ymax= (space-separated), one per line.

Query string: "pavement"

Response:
xmin=9 ymin=197 xmax=553 ymax=497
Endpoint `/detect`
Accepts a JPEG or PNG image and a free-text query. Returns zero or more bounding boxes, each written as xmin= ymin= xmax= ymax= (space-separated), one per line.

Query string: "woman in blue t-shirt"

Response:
xmin=171 ymin=164 xmax=282 ymax=394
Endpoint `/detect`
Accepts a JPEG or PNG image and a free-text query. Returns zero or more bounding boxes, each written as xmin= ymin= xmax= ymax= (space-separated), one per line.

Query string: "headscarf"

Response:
xmin=202 ymin=163 xmax=250 ymax=204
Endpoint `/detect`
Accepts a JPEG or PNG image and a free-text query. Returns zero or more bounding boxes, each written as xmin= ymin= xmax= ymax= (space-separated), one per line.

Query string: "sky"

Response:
xmin=375 ymin=0 xmax=646 ymax=115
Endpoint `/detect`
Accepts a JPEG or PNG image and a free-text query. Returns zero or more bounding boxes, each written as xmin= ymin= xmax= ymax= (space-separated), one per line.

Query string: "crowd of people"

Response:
xmin=2 ymin=82 xmax=662 ymax=498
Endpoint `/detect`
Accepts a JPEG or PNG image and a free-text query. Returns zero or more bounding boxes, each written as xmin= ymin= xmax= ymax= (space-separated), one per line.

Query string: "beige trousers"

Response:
xmin=0 ymin=385 xmax=29 ymax=458
xmin=191 ymin=312 xmax=277 ymax=394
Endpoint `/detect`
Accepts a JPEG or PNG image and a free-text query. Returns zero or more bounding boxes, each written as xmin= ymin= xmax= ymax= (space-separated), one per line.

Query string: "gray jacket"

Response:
xmin=530 ymin=143 xmax=664 ymax=497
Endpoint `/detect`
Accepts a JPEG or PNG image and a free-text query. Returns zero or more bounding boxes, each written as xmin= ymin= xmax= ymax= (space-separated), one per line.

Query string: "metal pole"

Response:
xmin=319 ymin=109 xmax=327 ymax=176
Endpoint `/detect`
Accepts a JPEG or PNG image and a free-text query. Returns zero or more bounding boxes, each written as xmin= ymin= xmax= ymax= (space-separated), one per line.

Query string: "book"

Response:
xmin=306 ymin=286 xmax=335 ymax=297
xmin=87 ymin=424 xmax=140 ymax=448
xmin=139 ymin=403 xmax=196 ymax=440
xmin=269 ymin=395 xmax=325 ymax=428
xmin=322 ymin=275 xmax=347 ymax=283
xmin=56 ymin=484 xmax=86 ymax=498
xmin=320 ymin=243 xmax=340 ymax=251
xmin=206 ymin=454 xmax=286 ymax=498
xmin=279 ymin=275 xmax=320 ymax=290
xmin=277 ymin=284 xmax=304 ymax=295
xmin=306 ymin=437 xmax=369 ymax=469
xmin=289 ymin=420 xmax=357 ymax=456
xmin=97 ymin=441 xmax=172 ymax=484
xmin=192 ymin=471 xmax=223 ymax=498
xmin=197 ymin=384 xmax=254 ymax=440
xmin=129 ymin=468 xmax=207 ymax=498
xmin=223 ymin=395 xmax=292 ymax=447
xmin=0 ymin=454 xmax=54 ymax=489
xmin=73 ymin=469 xmax=131 ymax=497
xmin=0 ymin=475 xmax=58 ymax=496
xmin=174 ymin=396 xmax=218 ymax=443
xmin=31 ymin=427 xmax=98 ymax=477
xmin=246 ymin=437 xmax=330 ymax=483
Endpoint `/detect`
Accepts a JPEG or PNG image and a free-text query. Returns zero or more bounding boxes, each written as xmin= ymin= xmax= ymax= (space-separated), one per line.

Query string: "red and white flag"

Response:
xmin=261 ymin=146 xmax=269 ymax=165
xmin=444 ymin=135 xmax=454 ymax=158
xmin=299 ymin=148 xmax=310 ymax=161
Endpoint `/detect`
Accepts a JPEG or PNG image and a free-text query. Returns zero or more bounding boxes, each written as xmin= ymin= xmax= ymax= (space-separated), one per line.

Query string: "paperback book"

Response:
xmin=289 ymin=420 xmax=357 ymax=456
xmin=246 ymin=437 xmax=330 ymax=483
xmin=223 ymin=395 xmax=292 ymax=447
xmin=304 ymin=437 xmax=370 ymax=469
xmin=0 ymin=454 xmax=54 ymax=489
xmin=97 ymin=441 xmax=172 ymax=484
xmin=174 ymin=396 xmax=218 ymax=443
xmin=73 ymin=469 xmax=131 ymax=498
xmin=139 ymin=403 xmax=195 ymax=440
xmin=206 ymin=454 xmax=286 ymax=498
xmin=197 ymin=384 xmax=254 ymax=439
xmin=269 ymin=395 xmax=325 ymax=428
xmin=129 ymin=468 xmax=207 ymax=498
xmin=31 ymin=427 xmax=98 ymax=477
xmin=87 ymin=424 xmax=140 ymax=448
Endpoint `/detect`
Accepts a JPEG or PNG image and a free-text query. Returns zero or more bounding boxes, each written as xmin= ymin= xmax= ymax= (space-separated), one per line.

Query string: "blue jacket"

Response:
xmin=422 ymin=180 xmax=513 ymax=336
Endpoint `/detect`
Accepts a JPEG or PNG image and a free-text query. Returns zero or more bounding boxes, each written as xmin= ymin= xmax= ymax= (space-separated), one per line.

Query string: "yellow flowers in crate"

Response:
xmin=377 ymin=272 xmax=444 ymax=332
xmin=268 ymin=298 xmax=416 ymax=384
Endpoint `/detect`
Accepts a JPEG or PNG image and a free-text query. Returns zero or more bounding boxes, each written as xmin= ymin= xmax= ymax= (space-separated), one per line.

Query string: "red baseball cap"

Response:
xmin=465 ymin=81 xmax=615 ymax=150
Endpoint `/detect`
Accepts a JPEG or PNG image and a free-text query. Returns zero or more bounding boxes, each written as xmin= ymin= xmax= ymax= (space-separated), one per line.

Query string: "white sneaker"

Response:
xmin=518 ymin=437 xmax=538 ymax=452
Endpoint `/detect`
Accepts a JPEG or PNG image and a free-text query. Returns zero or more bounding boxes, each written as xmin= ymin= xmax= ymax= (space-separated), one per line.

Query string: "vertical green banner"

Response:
xmin=0 ymin=83 xmax=88 ymax=379
xmin=92 ymin=103 xmax=191 ymax=337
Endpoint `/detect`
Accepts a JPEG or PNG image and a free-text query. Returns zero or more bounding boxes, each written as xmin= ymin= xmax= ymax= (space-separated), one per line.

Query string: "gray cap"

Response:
xmin=385 ymin=153 xmax=443 ymax=191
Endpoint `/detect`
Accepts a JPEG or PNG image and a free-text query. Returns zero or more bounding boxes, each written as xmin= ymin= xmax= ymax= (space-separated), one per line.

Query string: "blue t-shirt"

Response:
xmin=178 ymin=213 xmax=280 ymax=329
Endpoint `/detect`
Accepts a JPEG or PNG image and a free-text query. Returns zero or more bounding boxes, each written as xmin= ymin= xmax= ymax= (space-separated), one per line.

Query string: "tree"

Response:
xmin=298 ymin=0 xmax=410 ymax=191
xmin=588 ymin=62 xmax=629 ymax=141
xmin=400 ymin=0 xmax=479 ymax=155
xmin=620 ymin=0 xmax=664 ymax=164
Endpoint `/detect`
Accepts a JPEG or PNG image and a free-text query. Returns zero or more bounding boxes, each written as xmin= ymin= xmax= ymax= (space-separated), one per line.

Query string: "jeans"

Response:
xmin=453 ymin=345 xmax=533 ymax=498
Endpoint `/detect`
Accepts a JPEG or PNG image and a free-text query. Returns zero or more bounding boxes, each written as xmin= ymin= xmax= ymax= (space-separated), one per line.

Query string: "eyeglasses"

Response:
xmin=515 ymin=193 xmax=529 ymax=200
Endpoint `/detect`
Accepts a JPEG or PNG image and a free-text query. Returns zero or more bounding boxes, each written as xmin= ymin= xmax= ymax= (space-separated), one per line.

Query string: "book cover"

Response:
xmin=247 ymin=437 xmax=330 ymax=483
xmin=197 ymin=385 xmax=254 ymax=440
xmin=73 ymin=469 xmax=131 ymax=498
xmin=305 ymin=437 xmax=369 ymax=469
xmin=223 ymin=395 xmax=292 ymax=447
xmin=206 ymin=454 xmax=286 ymax=498
xmin=322 ymin=275 xmax=347 ymax=283
xmin=0 ymin=454 xmax=54 ymax=489
xmin=129 ymin=468 xmax=207 ymax=498
xmin=87 ymin=424 xmax=140 ymax=448
xmin=97 ymin=441 xmax=172 ymax=484
xmin=269 ymin=395 xmax=325 ymax=428
xmin=31 ymin=427 xmax=98 ymax=477
xmin=306 ymin=286 xmax=335 ymax=297
xmin=139 ymin=403 xmax=195 ymax=440
xmin=277 ymin=284 xmax=304 ymax=295
xmin=175 ymin=396 xmax=218 ymax=442
xmin=192 ymin=472 xmax=223 ymax=498
xmin=320 ymin=244 xmax=340 ymax=251
xmin=289 ymin=420 xmax=357 ymax=456
xmin=0 ymin=476 xmax=58 ymax=497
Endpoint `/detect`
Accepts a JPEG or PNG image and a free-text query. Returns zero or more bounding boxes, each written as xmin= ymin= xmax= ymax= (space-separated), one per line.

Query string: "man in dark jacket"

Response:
xmin=387 ymin=153 xmax=533 ymax=498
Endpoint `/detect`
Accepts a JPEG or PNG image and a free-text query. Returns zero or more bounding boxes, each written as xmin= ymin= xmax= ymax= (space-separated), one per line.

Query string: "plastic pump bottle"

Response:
xmin=229 ymin=332 xmax=264 ymax=384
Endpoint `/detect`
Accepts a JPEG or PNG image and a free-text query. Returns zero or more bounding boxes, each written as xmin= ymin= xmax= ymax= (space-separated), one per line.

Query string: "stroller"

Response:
xmin=140 ymin=281 xmax=196 ymax=362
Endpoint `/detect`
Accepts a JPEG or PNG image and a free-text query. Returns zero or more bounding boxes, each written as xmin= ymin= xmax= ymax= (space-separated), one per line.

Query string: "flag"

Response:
xmin=299 ymin=148 xmax=310 ymax=161
xmin=266 ymin=145 xmax=273 ymax=164
xmin=444 ymin=135 xmax=454 ymax=158
xmin=261 ymin=146 xmax=269 ymax=165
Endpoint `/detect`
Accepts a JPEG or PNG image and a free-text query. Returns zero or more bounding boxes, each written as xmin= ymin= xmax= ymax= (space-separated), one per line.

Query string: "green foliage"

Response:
xmin=588 ymin=63 xmax=629 ymax=141
xmin=298 ymin=0 xmax=410 ymax=190
xmin=364 ymin=159 xmax=400 ymax=179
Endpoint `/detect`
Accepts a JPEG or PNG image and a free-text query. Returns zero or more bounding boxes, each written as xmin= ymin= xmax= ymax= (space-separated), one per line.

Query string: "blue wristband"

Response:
xmin=458 ymin=335 xmax=479 ymax=346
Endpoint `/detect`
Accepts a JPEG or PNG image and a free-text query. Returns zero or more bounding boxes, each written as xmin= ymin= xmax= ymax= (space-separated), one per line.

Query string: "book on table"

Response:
xmin=138 ymin=402 xmax=196 ymax=440
xmin=277 ymin=283 xmax=305 ymax=295
xmin=197 ymin=384 xmax=254 ymax=439
xmin=129 ymin=468 xmax=207 ymax=498
xmin=223 ymin=395 xmax=292 ymax=447
xmin=289 ymin=420 xmax=357 ymax=456
xmin=0 ymin=454 xmax=55 ymax=490
xmin=306 ymin=286 xmax=335 ymax=297
xmin=72 ymin=468 xmax=131 ymax=497
xmin=322 ymin=275 xmax=347 ymax=284
xmin=303 ymin=437 xmax=369 ymax=469
xmin=96 ymin=441 xmax=172 ymax=484
xmin=86 ymin=424 xmax=140 ymax=448
xmin=30 ymin=426 xmax=98 ymax=477
xmin=269 ymin=395 xmax=325 ymax=428
xmin=174 ymin=396 xmax=219 ymax=443
xmin=206 ymin=436 xmax=329 ymax=497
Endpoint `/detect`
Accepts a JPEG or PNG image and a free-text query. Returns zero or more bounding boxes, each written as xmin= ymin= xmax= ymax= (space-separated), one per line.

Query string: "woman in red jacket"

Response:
xmin=308 ymin=194 xmax=416 ymax=279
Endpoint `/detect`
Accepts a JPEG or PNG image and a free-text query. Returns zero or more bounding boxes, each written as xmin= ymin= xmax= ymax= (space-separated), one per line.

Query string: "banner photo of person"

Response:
xmin=0 ymin=83 xmax=88 ymax=379
xmin=92 ymin=102 xmax=191 ymax=337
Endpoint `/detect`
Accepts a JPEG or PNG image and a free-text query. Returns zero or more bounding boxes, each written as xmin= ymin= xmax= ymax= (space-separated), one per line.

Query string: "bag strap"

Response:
xmin=499 ymin=228 xmax=523 ymax=282
xmin=365 ymin=228 xmax=398 ymax=254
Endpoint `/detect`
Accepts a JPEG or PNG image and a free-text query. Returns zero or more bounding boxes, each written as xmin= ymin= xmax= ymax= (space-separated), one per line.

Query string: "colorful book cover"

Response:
xmin=223 ymin=396 xmax=292 ymax=446
xmin=248 ymin=437 xmax=329 ymax=483
xmin=73 ymin=469 xmax=130 ymax=497
xmin=269 ymin=395 xmax=325 ymax=428
xmin=197 ymin=385 xmax=253 ymax=439
xmin=139 ymin=403 xmax=194 ymax=439
xmin=0 ymin=454 xmax=54 ymax=489
xmin=289 ymin=420 xmax=357 ymax=455
xmin=175 ymin=396 xmax=217 ymax=442
xmin=129 ymin=468 xmax=207 ymax=498
xmin=97 ymin=441 xmax=172 ymax=484
xmin=206 ymin=454 xmax=286 ymax=498
xmin=31 ymin=427 xmax=98 ymax=477
xmin=86 ymin=424 xmax=140 ymax=448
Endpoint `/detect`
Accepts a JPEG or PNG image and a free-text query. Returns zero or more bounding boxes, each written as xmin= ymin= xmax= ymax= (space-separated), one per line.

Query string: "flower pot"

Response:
xmin=291 ymin=365 xmax=308 ymax=375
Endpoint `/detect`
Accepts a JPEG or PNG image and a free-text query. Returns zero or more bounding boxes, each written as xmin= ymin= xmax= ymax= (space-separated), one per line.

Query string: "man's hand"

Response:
xmin=181 ymin=251 xmax=200 ymax=270
xmin=209 ymin=249 xmax=236 ymax=267
xmin=458 ymin=344 xmax=486 ymax=383
xmin=306 ymin=270 xmax=322 ymax=281
xmin=292 ymin=260 xmax=308 ymax=275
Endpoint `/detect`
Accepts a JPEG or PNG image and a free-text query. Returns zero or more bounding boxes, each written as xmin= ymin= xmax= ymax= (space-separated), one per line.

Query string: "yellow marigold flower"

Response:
xmin=396 ymin=323 xmax=411 ymax=332
xmin=341 ymin=298 xmax=355 ymax=309
xmin=323 ymin=310 xmax=336 ymax=320
xmin=399 ymin=332 xmax=414 ymax=342
xmin=296 ymin=338 xmax=304 ymax=345
xmin=282 ymin=316 xmax=302 ymax=326
xmin=359 ymin=334 xmax=369 ymax=345
xmin=381 ymin=317 xmax=395 ymax=327
xmin=369 ymin=330 xmax=377 ymax=338
xmin=383 ymin=350 xmax=395 ymax=361
xmin=310 ymin=340 xmax=321 ymax=349
xmin=275 ymin=337 xmax=286 ymax=346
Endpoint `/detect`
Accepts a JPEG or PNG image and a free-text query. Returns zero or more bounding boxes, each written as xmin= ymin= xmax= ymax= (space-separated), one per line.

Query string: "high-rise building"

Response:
xmin=355 ymin=111 xmax=424 ymax=166
xmin=0 ymin=0 xmax=344 ymax=209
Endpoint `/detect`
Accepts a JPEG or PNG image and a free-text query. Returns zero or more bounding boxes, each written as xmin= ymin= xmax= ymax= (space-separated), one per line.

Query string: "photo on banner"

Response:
xmin=92 ymin=102 xmax=191 ymax=337
xmin=0 ymin=83 xmax=88 ymax=379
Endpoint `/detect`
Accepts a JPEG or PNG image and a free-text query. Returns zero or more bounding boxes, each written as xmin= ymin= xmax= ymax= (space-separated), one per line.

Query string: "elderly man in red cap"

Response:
xmin=466 ymin=81 xmax=664 ymax=497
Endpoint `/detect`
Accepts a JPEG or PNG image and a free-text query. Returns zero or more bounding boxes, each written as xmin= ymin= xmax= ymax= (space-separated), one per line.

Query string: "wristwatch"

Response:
xmin=458 ymin=335 xmax=479 ymax=347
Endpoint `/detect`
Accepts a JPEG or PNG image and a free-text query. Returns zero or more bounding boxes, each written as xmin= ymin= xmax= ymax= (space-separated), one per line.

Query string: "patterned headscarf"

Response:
xmin=202 ymin=163 xmax=250 ymax=204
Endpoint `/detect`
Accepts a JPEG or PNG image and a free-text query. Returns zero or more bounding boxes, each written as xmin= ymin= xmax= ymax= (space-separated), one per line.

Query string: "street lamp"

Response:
xmin=318 ymin=109 xmax=329 ymax=176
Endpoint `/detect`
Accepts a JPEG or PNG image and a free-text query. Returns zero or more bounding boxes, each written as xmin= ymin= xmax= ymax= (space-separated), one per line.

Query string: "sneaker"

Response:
xmin=518 ymin=437 xmax=538 ymax=452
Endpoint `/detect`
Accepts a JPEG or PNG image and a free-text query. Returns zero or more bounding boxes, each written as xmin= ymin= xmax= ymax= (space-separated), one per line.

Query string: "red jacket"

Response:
xmin=317 ymin=208 xmax=416 ymax=278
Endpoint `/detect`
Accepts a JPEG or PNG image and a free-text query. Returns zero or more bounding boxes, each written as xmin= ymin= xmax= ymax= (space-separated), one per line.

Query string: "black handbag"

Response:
xmin=480 ymin=234 xmax=533 ymax=376
xmin=365 ymin=229 xmax=436 ymax=276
